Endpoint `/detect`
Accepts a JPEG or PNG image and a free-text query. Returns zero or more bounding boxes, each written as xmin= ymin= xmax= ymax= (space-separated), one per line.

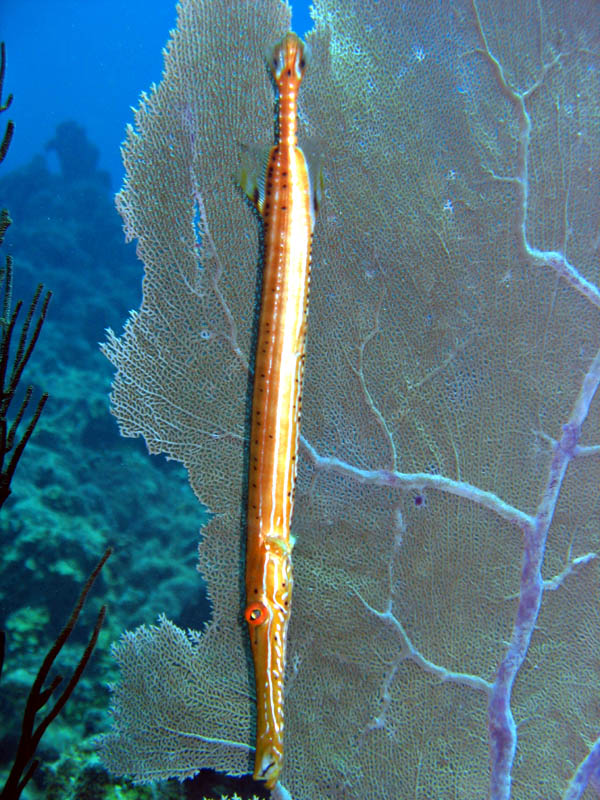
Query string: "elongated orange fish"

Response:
xmin=241 ymin=32 xmax=317 ymax=788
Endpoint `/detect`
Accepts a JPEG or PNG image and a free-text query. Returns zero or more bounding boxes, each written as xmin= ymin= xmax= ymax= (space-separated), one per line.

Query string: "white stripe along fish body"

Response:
xmin=242 ymin=31 xmax=316 ymax=789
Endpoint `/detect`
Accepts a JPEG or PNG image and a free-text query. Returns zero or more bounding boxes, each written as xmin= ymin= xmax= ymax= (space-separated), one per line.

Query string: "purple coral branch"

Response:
xmin=543 ymin=552 xmax=597 ymax=591
xmin=303 ymin=338 xmax=600 ymax=799
xmin=468 ymin=3 xmax=600 ymax=796
xmin=471 ymin=1 xmax=600 ymax=310
xmin=488 ymin=346 xmax=600 ymax=800
xmin=563 ymin=735 xmax=600 ymax=800
xmin=573 ymin=443 xmax=600 ymax=457
xmin=301 ymin=436 xmax=532 ymax=530
xmin=357 ymin=589 xmax=492 ymax=695
xmin=528 ymin=248 xmax=600 ymax=309
xmin=353 ymin=533 xmax=491 ymax=741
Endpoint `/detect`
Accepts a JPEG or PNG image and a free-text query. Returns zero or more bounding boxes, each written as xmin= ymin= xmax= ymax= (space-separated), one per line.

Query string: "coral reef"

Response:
xmin=1 ymin=549 xmax=110 ymax=798
xmin=0 ymin=118 xmax=210 ymax=797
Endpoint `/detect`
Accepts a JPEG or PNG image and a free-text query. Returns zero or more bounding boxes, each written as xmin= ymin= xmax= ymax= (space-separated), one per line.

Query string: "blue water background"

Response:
xmin=1 ymin=0 xmax=313 ymax=190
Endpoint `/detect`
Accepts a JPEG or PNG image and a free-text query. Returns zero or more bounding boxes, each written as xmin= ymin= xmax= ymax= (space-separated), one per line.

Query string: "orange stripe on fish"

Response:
xmin=242 ymin=31 xmax=317 ymax=789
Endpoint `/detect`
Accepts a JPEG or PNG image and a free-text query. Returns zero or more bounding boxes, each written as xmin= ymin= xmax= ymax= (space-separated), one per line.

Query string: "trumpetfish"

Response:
xmin=241 ymin=31 xmax=318 ymax=788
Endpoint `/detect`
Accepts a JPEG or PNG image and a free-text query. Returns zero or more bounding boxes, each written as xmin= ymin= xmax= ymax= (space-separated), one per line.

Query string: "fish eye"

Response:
xmin=245 ymin=601 xmax=268 ymax=626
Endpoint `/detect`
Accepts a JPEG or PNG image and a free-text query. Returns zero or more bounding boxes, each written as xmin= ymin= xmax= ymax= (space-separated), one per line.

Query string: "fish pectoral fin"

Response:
xmin=265 ymin=533 xmax=293 ymax=557
xmin=237 ymin=143 xmax=270 ymax=215
xmin=299 ymin=137 xmax=325 ymax=216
